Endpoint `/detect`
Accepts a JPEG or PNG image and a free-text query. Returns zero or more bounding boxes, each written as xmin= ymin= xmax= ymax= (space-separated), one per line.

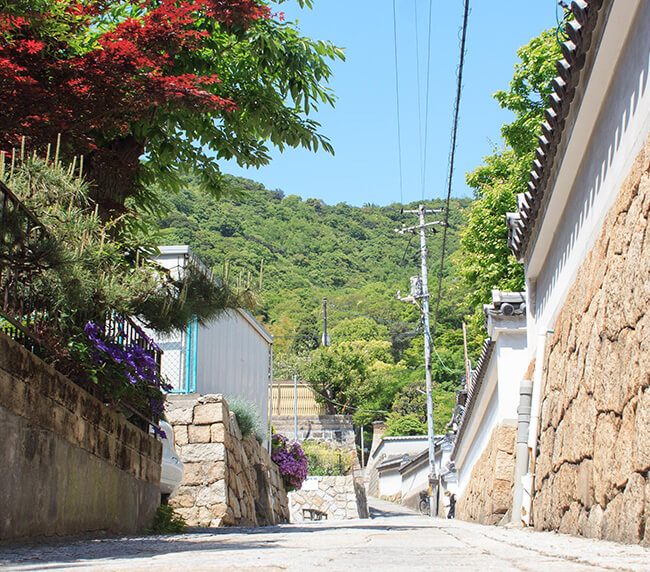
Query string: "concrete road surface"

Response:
xmin=2 ymin=498 xmax=650 ymax=571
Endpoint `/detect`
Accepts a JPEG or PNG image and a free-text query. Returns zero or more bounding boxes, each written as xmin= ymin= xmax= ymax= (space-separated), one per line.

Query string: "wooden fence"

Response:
xmin=271 ymin=381 xmax=326 ymax=416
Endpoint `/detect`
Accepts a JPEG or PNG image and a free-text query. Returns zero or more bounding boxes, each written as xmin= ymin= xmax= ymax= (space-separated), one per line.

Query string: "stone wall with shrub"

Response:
xmin=532 ymin=137 xmax=650 ymax=544
xmin=167 ymin=394 xmax=289 ymax=527
xmin=289 ymin=475 xmax=369 ymax=522
xmin=456 ymin=425 xmax=516 ymax=525
xmin=0 ymin=334 xmax=161 ymax=540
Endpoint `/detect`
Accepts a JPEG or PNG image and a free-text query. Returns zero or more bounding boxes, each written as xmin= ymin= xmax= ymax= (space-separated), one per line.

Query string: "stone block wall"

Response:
xmin=0 ymin=334 xmax=162 ymax=540
xmin=456 ymin=424 xmax=516 ymax=525
xmin=271 ymin=415 xmax=355 ymax=447
xmin=289 ymin=475 xmax=369 ymax=522
xmin=167 ymin=394 xmax=289 ymax=527
xmin=532 ymin=137 xmax=650 ymax=544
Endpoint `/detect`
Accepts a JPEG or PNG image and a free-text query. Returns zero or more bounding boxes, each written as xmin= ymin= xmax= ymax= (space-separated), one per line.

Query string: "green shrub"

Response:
xmin=226 ymin=396 xmax=263 ymax=441
xmin=148 ymin=505 xmax=187 ymax=534
xmin=302 ymin=440 xmax=353 ymax=476
xmin=384 ymin=412 xmax=427 ymax=437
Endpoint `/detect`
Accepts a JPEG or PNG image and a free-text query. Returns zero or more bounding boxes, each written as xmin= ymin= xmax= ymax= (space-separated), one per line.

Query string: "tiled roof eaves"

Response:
xmin=451 ymin=338 xmax=495 ymax=461
xmin=507 ymin=0 xmax=608 ymax=261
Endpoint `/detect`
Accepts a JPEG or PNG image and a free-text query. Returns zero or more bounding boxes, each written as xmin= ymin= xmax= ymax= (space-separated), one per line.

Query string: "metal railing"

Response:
xmin=104 ymin=313 xmax=163 ymax=371
xmin=0 ymin=179 xmax=53 ymax=350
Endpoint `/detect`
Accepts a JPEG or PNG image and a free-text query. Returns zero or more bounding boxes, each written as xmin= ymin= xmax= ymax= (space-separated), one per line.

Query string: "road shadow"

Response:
xmin=0 ymin=521 xmax=431 ymax=570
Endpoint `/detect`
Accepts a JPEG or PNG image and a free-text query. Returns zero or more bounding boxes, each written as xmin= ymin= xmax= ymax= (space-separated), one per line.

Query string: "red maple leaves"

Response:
xmin=0 ymin=0 xmax=268 ymax=161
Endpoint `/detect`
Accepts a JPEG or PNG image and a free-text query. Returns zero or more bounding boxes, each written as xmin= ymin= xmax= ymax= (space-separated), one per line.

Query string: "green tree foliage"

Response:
xmin=158 ymin=178 xmax=473 ymax=430
xmin=330 ymin=317 xmax=388 ymax=343
xmin=289 ymin=313 xmax=320 ymax=354
xmin=384 ymin=413 xmax=426 ymax=437
xmin=304 ymin=345 xmax=369 ymax=415
xmin=458 ymin=29 xmax=562 ymax=309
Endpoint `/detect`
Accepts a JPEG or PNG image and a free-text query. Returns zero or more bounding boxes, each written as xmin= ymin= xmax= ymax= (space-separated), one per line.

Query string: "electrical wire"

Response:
xmin=421 ymin=0 xmax=434 ymax=200
xmin=430 ymin=0 xmax=470 ymax=344
xmin=392 ymin=0 xmax=404 ymax=204
xmin=414 ymin=0 xmax=424 ymax=197
xmin=432 ymin=343 xmax=464 ymax=374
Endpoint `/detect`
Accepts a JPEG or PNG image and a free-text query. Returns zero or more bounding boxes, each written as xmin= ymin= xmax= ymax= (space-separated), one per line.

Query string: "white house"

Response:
xmin=152 ymin=246 xmax=273 ymax=441
xmin=365 ymin=432 xmax=429 ymax=497
xmin=451 ymin=291 xmax=527 ymax=524
xmin=399 ymin=434 xmax=457 ymax=515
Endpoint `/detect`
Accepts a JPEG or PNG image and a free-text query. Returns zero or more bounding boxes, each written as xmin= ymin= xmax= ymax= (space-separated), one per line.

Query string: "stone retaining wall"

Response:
xmin=271 ymin=415 xmax=355 ymax=447
xmin=0 ymin=334 xmax=161 ymax=540
xmin=167 ymin=394 xmax=289 ymax=527
xmin=532 ymin=136 xmax=650 ymax=544
xmin=456 ymin=425 xmax=516 ymax=525
xmin=289 ymin=475 xmax=369 ymax=522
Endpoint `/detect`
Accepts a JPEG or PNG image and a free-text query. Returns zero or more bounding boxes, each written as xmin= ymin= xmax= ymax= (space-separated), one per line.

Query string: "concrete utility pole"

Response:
xmin=395 ymin=204 xmax=445 ymax=517
xmin=293 ymin=374 xmax=298 ymax=442
xmin=322 ymin=297 xmax=330 ymax=347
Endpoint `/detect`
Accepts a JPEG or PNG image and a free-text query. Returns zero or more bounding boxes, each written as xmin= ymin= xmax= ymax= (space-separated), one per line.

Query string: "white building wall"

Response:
xmin=400 ymin=460 xmax=428 ymax=501
xmin=529 ymin=1 xmax=649 ymax=341
xmin=454 ymin=322 xmax=527 ymax=498
xmin=378 ymin=467 xmax=402 ymax=497
xmin=150 ymin=246 xmax=272 ymax=440
xmin=517 ymin=1 xmax=649 ymax=522
xmin=456 ymin=390 xmax=498 ymax=497
xmin=495 ymin=330 xmax=528 ymax=421
xmin=196 ymin=310 xmax=270 ymax=440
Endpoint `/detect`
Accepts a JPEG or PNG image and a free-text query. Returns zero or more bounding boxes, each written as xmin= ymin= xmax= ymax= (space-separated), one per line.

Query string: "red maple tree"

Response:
xmin=1 ymin=1 xmax=339 ymax=214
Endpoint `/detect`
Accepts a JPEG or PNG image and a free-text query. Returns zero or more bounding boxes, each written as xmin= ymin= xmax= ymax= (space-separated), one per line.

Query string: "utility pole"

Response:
xmin=293 ymin=374 xmax=298 ymax=442
xmin=395 ymin=204 xmax=445 ymax=517
xmin=322 ymin=297 xmax=330 ymax=347
xmin=462 ymin=321 xmax=471 ymax=391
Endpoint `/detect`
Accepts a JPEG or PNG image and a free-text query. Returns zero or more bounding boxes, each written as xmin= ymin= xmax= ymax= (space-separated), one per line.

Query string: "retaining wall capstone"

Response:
xmin=167 ymin=394 xmax=289 ymax=527
xmin=532 ymin=136 xmax=650 ymax=544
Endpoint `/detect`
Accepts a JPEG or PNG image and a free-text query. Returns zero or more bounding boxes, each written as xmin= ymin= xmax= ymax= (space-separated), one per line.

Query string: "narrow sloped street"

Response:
xmin=2 ymin=499 xmax=650 ymax=572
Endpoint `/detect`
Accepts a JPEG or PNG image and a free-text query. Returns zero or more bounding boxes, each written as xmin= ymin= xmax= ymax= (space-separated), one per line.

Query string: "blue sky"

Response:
xmin=222 ymin=1 xmax=560 ymax=207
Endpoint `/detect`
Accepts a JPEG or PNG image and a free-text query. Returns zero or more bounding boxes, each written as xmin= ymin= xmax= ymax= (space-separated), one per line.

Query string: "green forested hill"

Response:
xmin=157 ymin=175 xmax=478 ymax=432
xmin=159 ymin=176 xmax=471 ymax=340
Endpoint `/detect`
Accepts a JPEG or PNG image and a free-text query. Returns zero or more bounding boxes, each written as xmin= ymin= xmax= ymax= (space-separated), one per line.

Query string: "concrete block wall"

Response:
xmin=167 ymin=394 xmax=289 ymax=527
xmin=0 ymin=333 xmax=162 ymax=540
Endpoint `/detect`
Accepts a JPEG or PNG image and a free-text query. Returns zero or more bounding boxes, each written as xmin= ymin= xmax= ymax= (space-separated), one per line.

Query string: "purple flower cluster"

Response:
xmin=271 ymin=433 xmax=308 ymax=492
xmin=83 ymin=320 xmax=171 ymax=418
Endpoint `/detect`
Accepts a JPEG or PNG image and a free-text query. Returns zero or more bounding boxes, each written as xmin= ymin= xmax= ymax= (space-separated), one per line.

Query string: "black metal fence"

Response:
xmin=0 ymin=179 xmax=53 ymax=351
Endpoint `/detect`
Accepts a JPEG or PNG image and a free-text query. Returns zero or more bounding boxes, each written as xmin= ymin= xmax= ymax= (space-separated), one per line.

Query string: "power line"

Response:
xmin=432 ymin=343 xmax=464 ymax=374
xmin=421 ymin=0 xmax=434 ymax=200
xmin=430 ymin=0 xmax=470 ymax=343
xmin=414 ymin=0 xmax=424 ymax=199
xmin=392 ymin=0 xmax=404 ymax=204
